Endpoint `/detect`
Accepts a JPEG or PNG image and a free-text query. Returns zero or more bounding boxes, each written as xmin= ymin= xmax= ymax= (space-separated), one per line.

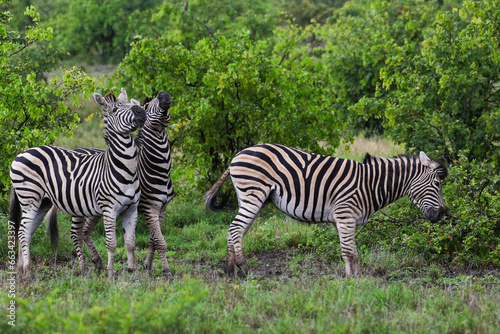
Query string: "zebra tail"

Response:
xmin=46 ymin=206 xmax=59 ymax=249
xmin=9 ymin=190 xmax=21 ymax=242
xmin=204 ymin=167 xmax=231 ymax=212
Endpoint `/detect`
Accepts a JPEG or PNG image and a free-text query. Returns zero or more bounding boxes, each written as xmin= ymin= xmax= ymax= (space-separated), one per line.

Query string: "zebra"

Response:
xmin=56 ymin=92 xmax=175 ymax=278
xmin=205 ymin=143 xmax=447 ymax=277
xmin=9 ymin=88 xmax=146 ymax=280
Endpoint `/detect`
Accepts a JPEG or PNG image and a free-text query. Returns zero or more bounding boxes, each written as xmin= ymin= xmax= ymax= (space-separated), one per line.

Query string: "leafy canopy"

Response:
xmin=0 ymin=1 xmax=95 ymax=202
xmin=354 ymin=0 xmax=500 ymax=166
xmin=115 ymin=31 xmax=342 ymax=183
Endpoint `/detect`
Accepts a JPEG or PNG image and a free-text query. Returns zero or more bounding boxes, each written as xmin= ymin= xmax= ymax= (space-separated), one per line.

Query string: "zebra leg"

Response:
xmin=143 ymin=229 xmax=155 ymax=271
xmin=121 ymin=205 xmax=138 ymax=273
xmin=158 ymin=207 xmax=173 ymax=278
xmin=143 ymin=208 xmax=172 ymax=278
xmin=82 ymin=216 xmax=104 ymax=271
xmin=17 ymin=199 xmax=52 ymax=280
xmin=102 ymin=214 xmax=118 ymax=280
xmin=226 ymin=207 xmax=259 ymax=278
xmin=226 ymin=230 xmax=236 ymax=277
xmin=70 ymin=217 xmax=89 ymax=274
xmin=335 ymin=216 xmax=359 ymax=277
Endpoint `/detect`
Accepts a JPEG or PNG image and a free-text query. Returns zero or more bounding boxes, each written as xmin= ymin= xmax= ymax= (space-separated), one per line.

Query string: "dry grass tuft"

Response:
xmin=335 ymin=135 xmax=405 ymax=161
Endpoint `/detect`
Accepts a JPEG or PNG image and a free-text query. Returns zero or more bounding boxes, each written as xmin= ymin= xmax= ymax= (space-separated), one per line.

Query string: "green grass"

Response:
xmin=54 ymin=99 xmax=107 ymax=150
xmin=53 ymin=64 xmax=117 ymax=150
xmin=1 ymin=266 xmax=498 ymax=333
xmin=334 ymin=134 xmax=405 ymax=161
xmin=1 ymin=201 xmax=499 ymax=333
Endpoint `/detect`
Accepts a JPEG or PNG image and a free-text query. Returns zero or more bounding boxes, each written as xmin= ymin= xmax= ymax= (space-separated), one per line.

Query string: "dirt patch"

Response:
xmin=5 ymin=248 xmax=500 ymax=288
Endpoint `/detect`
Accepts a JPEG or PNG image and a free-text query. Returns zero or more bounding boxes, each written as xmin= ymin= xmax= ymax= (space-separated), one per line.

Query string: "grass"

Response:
xmin=334 ymin=134 xmax=405 ymax=161
xmin=1 ymin=260 xmax=498 ymax=333
xmin=1 ymin=198 xmax=499 ymax=333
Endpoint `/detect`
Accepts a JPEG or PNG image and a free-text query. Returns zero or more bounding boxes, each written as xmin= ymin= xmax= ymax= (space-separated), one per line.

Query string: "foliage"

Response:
xmin=114 ymin=31 xmax=342 ymax=184
xmin=273 ymin=0 xmax=441 ymax=136
xmin=44 ymin=0 xmax=161 ymax=64
xmin=152 ymin=0 xmax=280 ymax=48
xmin=30 ymin=0 xmax=281 ymax=65
xmin=353 ymin=0 xmax=500 ymax=165
xmin=315 ymin=154 xmax=500 ymax=267
xmin=0 ymin=2 xmax=95 ymax=204
xmin=277 ymin=0 xmax=348 ymax=26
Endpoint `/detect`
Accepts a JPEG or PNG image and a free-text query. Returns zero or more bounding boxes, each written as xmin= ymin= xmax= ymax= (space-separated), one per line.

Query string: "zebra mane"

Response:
xmin=363 ymin=153 xmax=448 ymax=180
xmin=133 ymin=96 xmax=152 ymax=149
xmin=104 ymin=92 xmax=117 ymax=105
xmin=428 ymin=157 xmax=448 ymax=180
xmin=135 ymin=128 xmax=145 ymax=148
xmin=362 ymin=153 xmax=374 ymax=164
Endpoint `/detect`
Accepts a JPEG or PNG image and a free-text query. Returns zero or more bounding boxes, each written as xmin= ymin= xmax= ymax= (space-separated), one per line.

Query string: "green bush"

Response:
xmin=353 ymin=0 xmax=500 ymax=165
xmin=114 ymin=30 xmax=342 ymax=185
xmin=0 ymin=3 xmax=95 ymax=206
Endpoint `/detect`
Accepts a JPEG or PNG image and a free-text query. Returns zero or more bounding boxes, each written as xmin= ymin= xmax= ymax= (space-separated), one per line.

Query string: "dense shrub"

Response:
xmin=0 ymin=3 xmax=95 ymax=206
xmin=114 ymin=31 xmax=342 ymax=185
xmin=354 ymin=0 xmax=500 ymax=165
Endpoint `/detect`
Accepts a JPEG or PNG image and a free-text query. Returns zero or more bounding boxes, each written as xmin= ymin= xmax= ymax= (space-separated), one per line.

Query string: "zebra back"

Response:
xmin=10 ymin=91 xmax=146 ymax=218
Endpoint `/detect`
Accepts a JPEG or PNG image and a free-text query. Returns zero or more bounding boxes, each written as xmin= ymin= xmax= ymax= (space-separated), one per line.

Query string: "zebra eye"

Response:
xmin=433 ymin=180 xmax=440 ymax=187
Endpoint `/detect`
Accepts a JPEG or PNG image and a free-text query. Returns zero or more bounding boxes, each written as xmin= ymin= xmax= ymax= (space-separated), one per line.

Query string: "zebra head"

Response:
xmin=143 ymin=92 xmax=172 ymax=129
xmin=93 ymin=88 xmax=146 ymax=134
xmin=408 ymin=152 xmax=448 ymax=222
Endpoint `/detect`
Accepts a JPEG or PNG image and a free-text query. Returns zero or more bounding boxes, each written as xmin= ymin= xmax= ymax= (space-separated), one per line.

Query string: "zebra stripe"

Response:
xmin=205 ymin=143 xmax=447 ymax=277
xmin=9 ymin=88 xmax=146 ymax=280
xmin=56 ymin=92 xmax=174 ymax=278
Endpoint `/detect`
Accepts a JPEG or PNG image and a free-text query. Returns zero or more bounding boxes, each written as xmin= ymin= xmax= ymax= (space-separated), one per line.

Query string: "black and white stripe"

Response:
xmin=75 ymin=92 xmax=175 ymax=278
xmin=205 ymin=143 xmax=447 ymax=277
xmin=9 ymin=88 xmax=146 ymax=280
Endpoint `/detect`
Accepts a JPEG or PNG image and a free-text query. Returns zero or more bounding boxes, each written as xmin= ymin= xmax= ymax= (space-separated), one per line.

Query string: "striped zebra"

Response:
xmin=205 ymin=143 xmax=447 ymax=277
xmin=58 ymin=92 xmax=175 ymax=278
xmin=9 ymin=88 xmax=146 ymax=280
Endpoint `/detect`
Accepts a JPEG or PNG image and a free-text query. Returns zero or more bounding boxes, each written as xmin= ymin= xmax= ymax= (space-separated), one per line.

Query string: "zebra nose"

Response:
xmin=158 ymin=92 xmax=172 ymax=110
xmin=132 ymin=105 xmax=146 ymax=125
xmin=433 ymin=206 xmax=445 ymax=222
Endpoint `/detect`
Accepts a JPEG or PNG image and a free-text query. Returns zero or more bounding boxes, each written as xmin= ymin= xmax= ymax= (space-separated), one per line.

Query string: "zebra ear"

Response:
xmin=93 ymin=93 xmax=110 ymax=111
xmin=117 ymin=88 xmax=128 ymax=103
xmin=419 ymin=151 xmax=432 ymax=167
xmin=130 ymin=98 xmax=141 ymax=106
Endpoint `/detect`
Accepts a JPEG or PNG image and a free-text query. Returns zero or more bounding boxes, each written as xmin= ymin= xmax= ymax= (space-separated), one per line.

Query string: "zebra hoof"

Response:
xmin=237 ymin=265 xmax=248 ymax=279
xmin=141 ymin=261 xmax=152 ymax=271
xmin=106 ymin=270 xmax=116 ymax=281
xmin=92 ymin=259 xmax=104 ymax=272
xmin=163 ymin=268 xmax=174 ymax=281
xmin=79 ymin=267 xmax=91 ymax=277
xmin=224 ymin=264 xmax=235 ymax=277
xmin=18 ymin=271 xmax=34 ymax=283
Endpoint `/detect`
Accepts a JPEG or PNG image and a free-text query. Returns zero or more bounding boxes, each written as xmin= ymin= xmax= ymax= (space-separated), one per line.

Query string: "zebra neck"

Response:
xmin=363 ymin=156 xmax=415 ymax=212
xmin=138 ymin=124 xmax=170 ymax=150
xmin=104 ymin=131 xmax=138 ymax=163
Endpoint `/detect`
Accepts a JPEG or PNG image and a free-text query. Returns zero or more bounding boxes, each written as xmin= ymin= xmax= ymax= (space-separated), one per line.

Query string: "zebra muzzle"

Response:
xmin=158 ymin=92 xmax=172 ymax=110
xmin=132 ymin=105 xmax=147 ymax=127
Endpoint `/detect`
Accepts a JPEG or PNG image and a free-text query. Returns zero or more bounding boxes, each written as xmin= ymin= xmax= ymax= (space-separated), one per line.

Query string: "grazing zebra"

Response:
xmin=205 ymin=143 xmax=447 ymax=277
xmin=9 ymin=88 xmax=146 ymax=280
xmin=49 ymin=92 xmax=175 ymax=278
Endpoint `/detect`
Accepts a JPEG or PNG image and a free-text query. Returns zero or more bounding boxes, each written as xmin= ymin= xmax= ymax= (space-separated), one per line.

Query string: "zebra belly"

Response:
xmin=270 ymin=191 xmax=328 ymax=223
